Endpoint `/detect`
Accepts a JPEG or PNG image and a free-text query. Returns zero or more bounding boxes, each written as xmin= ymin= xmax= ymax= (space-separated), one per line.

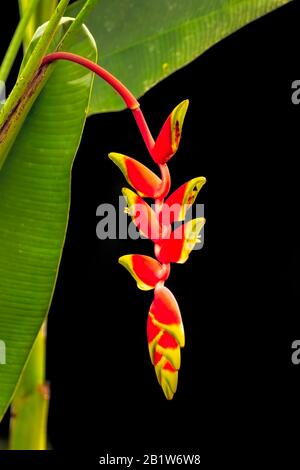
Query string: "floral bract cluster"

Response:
xmin=109 ymin=100 xmax=206 ymax=399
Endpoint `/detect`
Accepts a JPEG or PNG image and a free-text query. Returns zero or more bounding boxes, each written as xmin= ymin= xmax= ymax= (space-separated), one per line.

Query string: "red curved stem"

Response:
xmin=42 ymin=52 xmax=138 ymax=109
xmin=41 ymin=50 xmax=171 ymax=202
xmin=131 ymin=107 xmax=155 ymax=155
xmin=41 ymin=52 xmax=156 ymax=155
xmin=155 ymin=164 xmax=171 ymax=200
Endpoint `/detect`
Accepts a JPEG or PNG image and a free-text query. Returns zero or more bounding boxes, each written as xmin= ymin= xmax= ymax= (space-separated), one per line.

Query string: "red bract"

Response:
xmin=109 ymin=153 xmax=162 ymax=198
xmin=109 ymin=100 xmax=206 ymax=399
xmin=121 ymin=188 xmax=163 ymax=241
xmin=155 ymin=218 xmax=206 ymax=264
xmin=162 ymin=176 xmax=206 ymax=223
xmin=152 ymin=100 xmax=189 ymax=164
xmin=118 ymin=255 xmax=169 ymax=290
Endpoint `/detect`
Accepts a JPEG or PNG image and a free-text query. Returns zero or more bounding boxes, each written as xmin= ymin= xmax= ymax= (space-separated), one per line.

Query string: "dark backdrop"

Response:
xmin=1 ymin=1 xmax=300 ymax=467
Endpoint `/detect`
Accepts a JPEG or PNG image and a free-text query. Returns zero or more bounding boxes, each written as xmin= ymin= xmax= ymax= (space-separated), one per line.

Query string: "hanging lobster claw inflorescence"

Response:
xmin=109 ymin=100 xmax=206 ymax=399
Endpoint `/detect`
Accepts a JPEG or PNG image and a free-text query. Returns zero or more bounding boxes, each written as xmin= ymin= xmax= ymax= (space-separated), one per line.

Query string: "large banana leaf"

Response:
xmin=0 ymin=21 xmax=97 ymax=420
xmin=67 ymin=0 xmax=292 ymax=114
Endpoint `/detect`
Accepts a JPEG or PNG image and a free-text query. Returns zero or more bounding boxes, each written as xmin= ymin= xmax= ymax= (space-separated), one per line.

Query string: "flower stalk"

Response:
xmin=41 ymin=52 xmax=157 ymax=157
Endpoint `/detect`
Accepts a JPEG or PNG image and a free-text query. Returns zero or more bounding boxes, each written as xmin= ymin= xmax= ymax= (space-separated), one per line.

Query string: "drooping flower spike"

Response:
xmin=40 ymin=52 xmax=205 ymax=400
xmin=111 ymin=103 xmax=206 ymax=399
xmin=121 ymin=188 xmax=165 ymax=241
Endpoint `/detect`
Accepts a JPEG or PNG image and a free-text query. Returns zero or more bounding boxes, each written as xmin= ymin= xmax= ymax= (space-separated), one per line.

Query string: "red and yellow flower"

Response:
xmin=109 ymin=100 xmax=206 ymax=399
xmin=152 ymin=100 xmax=189 ymax=164
xmin=108 ymin=153 xmax=162 ymax=198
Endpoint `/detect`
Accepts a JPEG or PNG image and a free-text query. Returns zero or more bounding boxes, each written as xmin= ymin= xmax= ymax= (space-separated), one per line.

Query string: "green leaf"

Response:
xmin=0 ymin=0 xmax=71 ymax=169
xmin=18 ymin=0 xmax=58 ymax=53
xmin=0 ymin=20 xmax=97 ymax=421
xmin=9 ymin=327 xmax=49 ymax=450
xmin=67 ymin=0 xmax=292 ymax=114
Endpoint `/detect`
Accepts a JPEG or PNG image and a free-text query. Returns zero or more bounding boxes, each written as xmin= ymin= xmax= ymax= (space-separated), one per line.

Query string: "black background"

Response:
xmin=1 ymin=0 xmax=300 ymax=467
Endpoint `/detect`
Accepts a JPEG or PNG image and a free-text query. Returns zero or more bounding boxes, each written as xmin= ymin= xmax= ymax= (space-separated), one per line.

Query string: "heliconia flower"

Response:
xmin=122 ymin=187 xmax=163 ymax=241
xmin=147 ymin=286 xmax=185 ymax=400
xmin=159 ymin=176 xmax=206 ymax=225
xmin=118 ymin=255 xmax=169 ymax=290
xmin=105 ymin=89 xmax=206 ymax=399
xmin=152 ymin=100 xmax=189 ymax=164
xmin=108 ymin=152 xmax=162 ymax=198
xmin=155 ymin=217 xmax=206 ymax=264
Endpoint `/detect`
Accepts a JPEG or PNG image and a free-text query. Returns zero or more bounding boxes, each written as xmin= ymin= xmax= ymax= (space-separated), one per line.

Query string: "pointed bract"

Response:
xmin=122 ymin=188 xmax=162 ymax=241
xmin=118 ymin=254 xmax=168 ymax=290
xmin=109 ymin=152 xmax=162 ymax=198
xmin=160 ymin=176 xmax=206 ymax=225
xmin=152 ymin=100 xmax=189 ymax=164
xmin=156 ymin=217 xmax=205 ymax=264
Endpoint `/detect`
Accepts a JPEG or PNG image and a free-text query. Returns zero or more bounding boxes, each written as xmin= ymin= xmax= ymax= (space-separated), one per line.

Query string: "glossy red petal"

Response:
xmin=160 ymin=176 xmax=206 ymax=224
xmin=152 ymin=100 xmax=189 ymax=164
xmin=151 ymin=286 xmax=182 ymax=326
xmin=163 ymin=362 xmax=177 ymax=372
xmin=122 ymin=188 xmax=162 ymax=241
xmin=158 ymin=331 xmax=178 ymax=349
xmin=118 ymin=254 xmax=168 ymax=290
xmin=147 ymin=314 xmax=161 ymax=343
xmin=156 ymin=218 xmax=205 ymax=264
xmin=153 ymin=351 xmax=162 ymax=366
xmin=109 ymin=152 xmax=162 ymax=198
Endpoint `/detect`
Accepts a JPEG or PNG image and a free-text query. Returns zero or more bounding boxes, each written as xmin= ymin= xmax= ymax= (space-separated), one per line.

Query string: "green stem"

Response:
xmin=9 ymin=323 xmax=49 ymax=450
xmin=0 ymin=0 xmax=41 ymax=82
xmin=0 ymin=0 xmax=71 ymax=168
xmin=6 ymin=0 xmax=67 ymax=450
xmin=19 ymin=0 xmax=58 ymax=53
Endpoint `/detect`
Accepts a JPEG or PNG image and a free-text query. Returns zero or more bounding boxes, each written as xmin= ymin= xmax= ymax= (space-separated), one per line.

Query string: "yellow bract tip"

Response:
xmin=171 ymin=100 xmax=189 ymax=153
